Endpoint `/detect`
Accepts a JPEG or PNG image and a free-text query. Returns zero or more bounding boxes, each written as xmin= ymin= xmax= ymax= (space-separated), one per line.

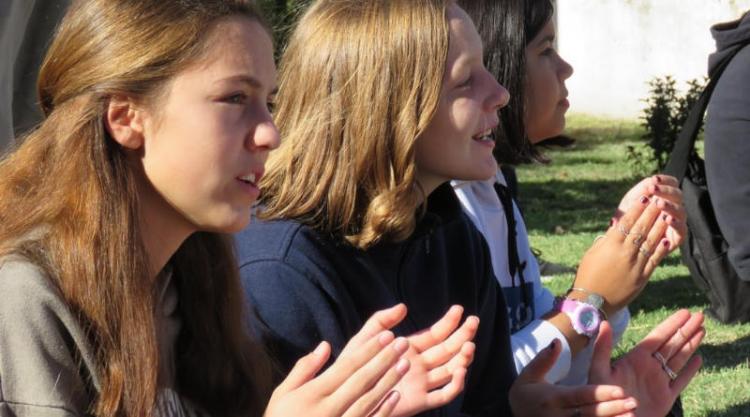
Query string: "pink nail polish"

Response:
xmin=641 ymin=196 xmax=649 ymax=204
xmin=655 ymin=175 xmax=662 ymax=183
xmin=654 ymin=185 xmax=660 ymax=192
xmin=663 ymin=239 xmax=670 ymax=249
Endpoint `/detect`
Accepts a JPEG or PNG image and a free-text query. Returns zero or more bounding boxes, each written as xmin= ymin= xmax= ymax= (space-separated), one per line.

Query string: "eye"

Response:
xmin=266 ymin=96 xmax=276 ymax=113
xmin=457 ymin=75 xmax=472 ymax=89
xmin=222 ymin=92 xmax=248 ymax=104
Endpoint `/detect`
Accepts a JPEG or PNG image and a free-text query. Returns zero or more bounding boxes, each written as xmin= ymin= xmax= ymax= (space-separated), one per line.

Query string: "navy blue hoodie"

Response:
xmin=705 ymin=11 xmax=750 ymax=281
xmin=236 ymin=183 xmax=516 ymax=417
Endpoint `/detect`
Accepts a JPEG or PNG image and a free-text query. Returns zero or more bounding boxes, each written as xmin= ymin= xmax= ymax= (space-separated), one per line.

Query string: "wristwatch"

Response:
xmin=555 ymin=297 xmax=603 ymax=339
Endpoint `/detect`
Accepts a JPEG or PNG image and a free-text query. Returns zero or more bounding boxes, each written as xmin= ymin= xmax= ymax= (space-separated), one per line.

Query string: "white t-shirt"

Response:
xmin=452 ymin=169 xmax=630 ymax=384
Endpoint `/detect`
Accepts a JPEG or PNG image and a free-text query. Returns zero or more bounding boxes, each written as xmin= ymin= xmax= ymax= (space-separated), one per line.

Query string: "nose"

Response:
xmin=558 ymin=55 xmax=574 ymax=81
xmin=486 ymin=77 xmax=511 ymax=111
xmin=248 ymin=118 xmax=281 ymax=152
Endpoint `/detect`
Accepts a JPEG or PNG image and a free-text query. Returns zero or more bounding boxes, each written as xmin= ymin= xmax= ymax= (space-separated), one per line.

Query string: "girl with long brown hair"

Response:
xmin=234 ymin=0 xmax=688 ymax=416
xmin=0 ymin=0 xmax=415 ymax=416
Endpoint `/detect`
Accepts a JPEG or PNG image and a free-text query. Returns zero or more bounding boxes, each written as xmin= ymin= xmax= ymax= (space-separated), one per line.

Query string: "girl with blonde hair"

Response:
xmin=0 ymin=0 xmax=417 ymax=415
xmin=235 ymin=0 xmax=682 ymax=415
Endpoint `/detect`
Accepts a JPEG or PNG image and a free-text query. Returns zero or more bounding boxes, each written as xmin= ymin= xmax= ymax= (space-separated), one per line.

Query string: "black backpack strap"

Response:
xmin=664 ymin=43 xmax=748 ymax=180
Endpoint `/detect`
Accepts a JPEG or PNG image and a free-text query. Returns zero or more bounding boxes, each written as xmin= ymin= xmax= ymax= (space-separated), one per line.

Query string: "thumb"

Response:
xmin=516 ymin=339 xmax=561 ymax=384
xmin=275 ymin=341 xmax=331 ymax=394
xmin=589 ymin=321 xmax=614 ymax=383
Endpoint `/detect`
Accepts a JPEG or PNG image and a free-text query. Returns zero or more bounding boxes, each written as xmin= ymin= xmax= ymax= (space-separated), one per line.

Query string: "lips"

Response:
xmin=472 ymin=125 xmax=497 ymax=143
xmin=237 ymin=170 xmax=264 ymax=186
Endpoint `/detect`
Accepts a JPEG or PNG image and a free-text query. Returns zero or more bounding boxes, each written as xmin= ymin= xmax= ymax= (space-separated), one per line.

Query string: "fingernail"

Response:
xmin=386 ymin=391 xmax=401 ymax=405
xmin=547 ymin=339 xmax=558 ymax=353
xmin=609 ymin=217 xmax=615 ymax=227
xmin=653 ymin=185 xmax=660 ymax=192
xmin=655 ymin=175 xmax=662 ymax=183
xmin=314 ymin=342 xmax=327 ymax=356
xmin=662 ymin=214 xmax=668 ymax=221
xmin=395 ymin=358 xmax=410 ymax=375
xmin=393 ymin=337 xmax=409 ymax=353
xmin=625 ymin=399 xmax=638 ymax=409
xmin=662 ymin=239 xmax=670 ymax=249
xmin=641 ymin=196 xmax=649 ymax=204
xmin=610 ymin=387 xmax=624 ymax=398
xmin=379 ymin=331 xmax=395 ymax=346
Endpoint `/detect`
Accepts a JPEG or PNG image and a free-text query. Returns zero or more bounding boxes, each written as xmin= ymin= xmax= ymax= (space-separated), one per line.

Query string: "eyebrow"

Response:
xmin=536 ymin=34 xmax=555 ymax=46
xmin=217 ymin=75 xmax=278 ymax=94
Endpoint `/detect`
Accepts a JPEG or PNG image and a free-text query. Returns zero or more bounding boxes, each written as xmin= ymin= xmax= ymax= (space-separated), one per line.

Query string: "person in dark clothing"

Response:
xmin=705 ymin=10 xmax=750 ymax=283
xmin=233 ymin=1 xmax=692 ymax=416
xmin=0 ymin=0 xmax=70 ymax=149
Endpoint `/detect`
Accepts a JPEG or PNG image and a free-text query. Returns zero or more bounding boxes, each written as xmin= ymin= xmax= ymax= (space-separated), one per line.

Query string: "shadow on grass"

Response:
xmin=704 ymin=402 xmax=750 ymax=417
xmin=518 ymin=178 xmax=639 ymax=234
xmin=629 ymin=274 xmax=708 ymax=315
xmin=699 ymin=334 xmax=750 ymax=371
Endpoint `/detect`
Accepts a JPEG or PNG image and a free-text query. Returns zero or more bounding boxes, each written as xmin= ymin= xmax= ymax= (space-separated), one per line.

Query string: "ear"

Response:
xmin=105 ymin=95 xmax=147 ymax=150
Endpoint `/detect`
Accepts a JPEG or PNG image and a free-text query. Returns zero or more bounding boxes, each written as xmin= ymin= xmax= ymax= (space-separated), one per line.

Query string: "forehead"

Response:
xmin=445 ymin=4 xmax=483 ymax=72
xmin=184 ymin=16 xmax=276 ymax=85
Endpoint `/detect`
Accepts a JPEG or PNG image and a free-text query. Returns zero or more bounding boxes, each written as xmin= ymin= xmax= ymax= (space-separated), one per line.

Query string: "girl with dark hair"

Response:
xmin=0 ymin=0 xmax=414 ymax=415
xmin=455 ymin=0 xmax=699 ymax=415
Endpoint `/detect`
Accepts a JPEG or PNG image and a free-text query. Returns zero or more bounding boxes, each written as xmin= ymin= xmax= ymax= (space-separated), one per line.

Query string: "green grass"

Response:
xmin=516 ymin=113 xmax=750 ymax=416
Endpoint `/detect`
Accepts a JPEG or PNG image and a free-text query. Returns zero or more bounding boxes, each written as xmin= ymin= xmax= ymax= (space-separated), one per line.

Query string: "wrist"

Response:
xmin=567 ymin=286 xmax=616 ymax=318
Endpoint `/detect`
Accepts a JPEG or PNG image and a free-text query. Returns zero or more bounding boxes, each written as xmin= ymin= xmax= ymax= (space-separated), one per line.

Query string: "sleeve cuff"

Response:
xmin=511 ymin=319 xmax=572 ymax=383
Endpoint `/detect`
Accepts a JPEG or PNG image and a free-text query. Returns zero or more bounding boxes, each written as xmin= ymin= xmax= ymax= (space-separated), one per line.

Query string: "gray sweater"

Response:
xmin=0 ymin=258 xmax=202 ymax=417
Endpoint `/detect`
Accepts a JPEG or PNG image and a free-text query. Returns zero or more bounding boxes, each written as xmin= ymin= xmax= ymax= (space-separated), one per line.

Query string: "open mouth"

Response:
xmin=472 ymin=128 xmax=495 ymax=143
xmin=238 ymin=173 xmax=258 ymax=186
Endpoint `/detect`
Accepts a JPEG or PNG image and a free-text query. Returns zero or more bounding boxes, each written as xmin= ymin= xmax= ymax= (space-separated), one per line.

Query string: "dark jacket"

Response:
xmin=236 ymin=184 xmax=516 ymax=417
xmin=705 ymin=11 xmax=750 ymax=281
xmin=0 ymin=0 xmax=70 ymax=149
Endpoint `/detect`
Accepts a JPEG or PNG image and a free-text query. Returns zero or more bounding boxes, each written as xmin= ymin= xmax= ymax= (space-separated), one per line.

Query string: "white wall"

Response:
xmin=557 ymin=0 xmax=750 ymax=118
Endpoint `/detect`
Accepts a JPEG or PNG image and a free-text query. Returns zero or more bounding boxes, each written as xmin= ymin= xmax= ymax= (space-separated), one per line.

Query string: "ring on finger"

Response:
xmin=632 ymin=234 xmax=645 ymax=246
xmin=652 ymin=351 xmax=678 ymax=381
xmin=617 ymin=224 xmax=630 ymax=237
xmin=638 ymin=243 xmax=651 ymax=257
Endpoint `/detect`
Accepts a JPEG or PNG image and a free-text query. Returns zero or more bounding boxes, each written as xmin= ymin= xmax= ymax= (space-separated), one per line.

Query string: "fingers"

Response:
xmin=329 ymin=336 xmax=410 ymax=415
xmin=342 ymin=358 xmax=409 ymax=417
xmin=516 ymin=339 xmax=562 ymax=384
xmin=640 ymin=214 xmax=671 ymax=277
xmin=572 ymin=397 xmax=638 ymax=417
xmin=423 ymin=366 xmax=467 ymax=410
xmin=642 ymin=309 xmax=692 ymax=349
xmin=368 ymin=391 xmax=401 ymax=417
xmin=420 ymin=315 xmax=479 ymax=367
xmin=408 ymin=305 xmax=463 ymax=353
xmin=277 ymin=341 xmax=332 ymax=394
xmin=608 ymin=195 xmax=651 ymax=243
xmin=589 ymin=321 xmax=614 ymax=383
xmin=670 ymin=354 xmax=703 ymax=395
xmin=425 ymin=341 xmax=475 ymax=389
xmin=557 ymin=384 xmax=630 ymax=409
xmin=623 ymin=197 xmax=662 ymax=252
xmin=658 ymin=312 xmax=705 ymax=371
xmin=341 ymin=304 xmax=408 ymax=356
xmin=321 ymin=331 xmax=399 ymax=389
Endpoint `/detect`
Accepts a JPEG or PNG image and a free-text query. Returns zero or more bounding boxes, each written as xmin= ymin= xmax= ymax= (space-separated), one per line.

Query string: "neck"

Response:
xmin=135 ymin=175 xmax=194 ymax=279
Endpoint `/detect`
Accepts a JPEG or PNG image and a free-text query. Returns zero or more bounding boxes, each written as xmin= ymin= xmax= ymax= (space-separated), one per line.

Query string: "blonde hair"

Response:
xmin=0 ymin=0 xmax=271 ymax=415
xmin=260 ymin=0 xmax=451 ymax=249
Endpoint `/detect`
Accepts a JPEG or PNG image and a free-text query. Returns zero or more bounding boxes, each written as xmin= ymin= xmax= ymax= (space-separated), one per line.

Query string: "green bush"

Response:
xmin=630 ymin=76 xmax=706 ymax=173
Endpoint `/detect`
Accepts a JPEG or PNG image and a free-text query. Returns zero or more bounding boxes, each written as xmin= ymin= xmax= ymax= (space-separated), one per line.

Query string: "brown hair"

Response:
xmin=0 ymin=0 xmax=272 ymax=415
xmin=260 ymin=0 xmax=450 ymax=249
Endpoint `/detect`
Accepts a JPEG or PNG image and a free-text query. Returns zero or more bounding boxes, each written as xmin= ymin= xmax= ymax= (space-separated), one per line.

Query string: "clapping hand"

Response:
xmin=589 ymin=310 xmax=704 ymax=417
xmin=264 ymin=305 xmax=411 ymax=417
xmin=509 ymin=339 xmax=639 ymax=417
xmin=614 ymin=175 xmax=686 ymax=250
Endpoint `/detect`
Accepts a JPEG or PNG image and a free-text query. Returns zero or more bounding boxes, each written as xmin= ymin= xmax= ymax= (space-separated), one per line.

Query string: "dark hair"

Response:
xmin=458 ymin=0 xmax=554 ymax=164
